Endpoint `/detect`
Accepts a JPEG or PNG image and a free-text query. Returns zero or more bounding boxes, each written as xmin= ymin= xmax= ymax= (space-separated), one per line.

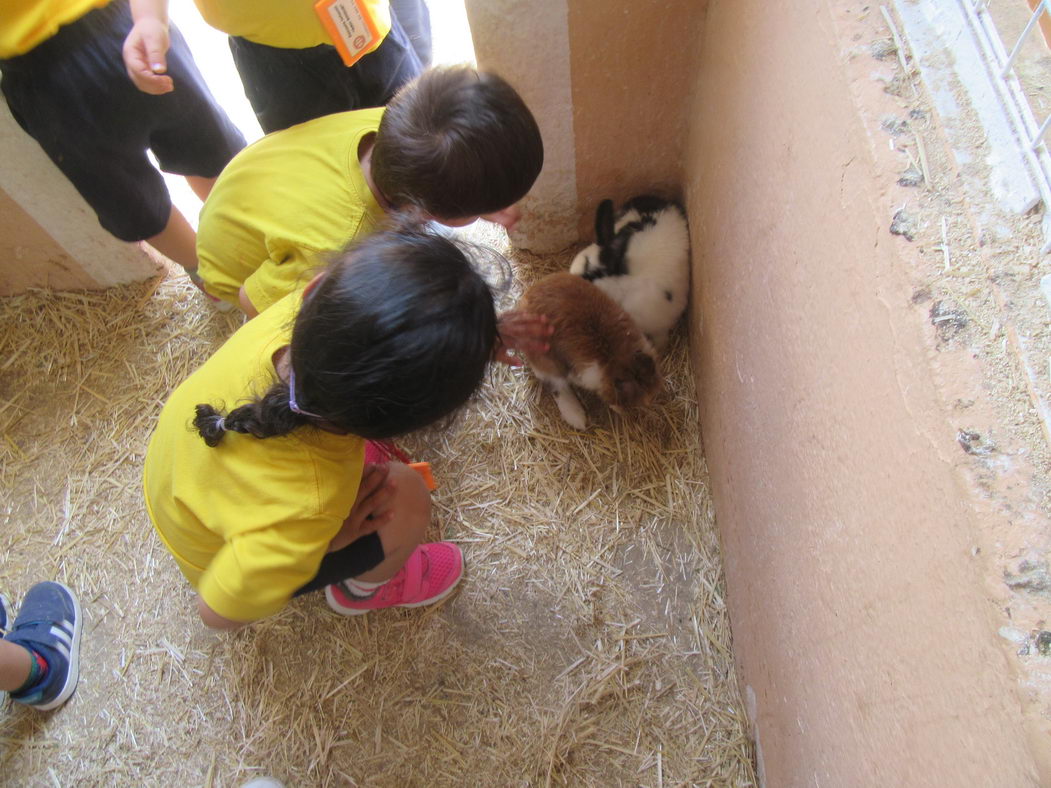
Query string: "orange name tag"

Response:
xmin=314 ymin=0 xmax=382 ymax=67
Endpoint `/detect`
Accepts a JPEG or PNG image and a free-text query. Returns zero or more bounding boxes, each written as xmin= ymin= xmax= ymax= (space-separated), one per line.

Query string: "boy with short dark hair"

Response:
xmin=194 ymin=64 xmax=545 ymax=317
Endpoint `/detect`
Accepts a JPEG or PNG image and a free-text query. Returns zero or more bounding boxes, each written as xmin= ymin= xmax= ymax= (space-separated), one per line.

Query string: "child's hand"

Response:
xmin=329 ymin=463 xmax=394 ymax=552
xmin=494 ymin=310 xmax=553 ymax=366
xmin=123 ymin=18 xmax=174 ymax=95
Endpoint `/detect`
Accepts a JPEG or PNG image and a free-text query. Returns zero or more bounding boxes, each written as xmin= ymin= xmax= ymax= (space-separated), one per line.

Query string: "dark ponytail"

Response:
xmin=193 ymin=381 xmax=310 ymax=447
xmin=193 ymin=227 xmax=499 ymax=446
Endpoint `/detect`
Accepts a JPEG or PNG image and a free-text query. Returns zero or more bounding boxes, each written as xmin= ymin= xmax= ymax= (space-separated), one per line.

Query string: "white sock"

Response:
xmin=343 ymin=577 xmax=386 ymax=597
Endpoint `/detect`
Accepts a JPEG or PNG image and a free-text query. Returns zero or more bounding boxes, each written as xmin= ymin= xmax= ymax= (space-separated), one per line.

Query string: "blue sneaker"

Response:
xmin=0 ymin=593 xmax=9 ymax=633
xmin=5 ymin=582 xmax=82 ymax=711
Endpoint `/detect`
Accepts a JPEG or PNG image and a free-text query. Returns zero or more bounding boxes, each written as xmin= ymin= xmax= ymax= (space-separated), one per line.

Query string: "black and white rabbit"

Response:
xmin=568 ymin=195 xmax=690 ymax=350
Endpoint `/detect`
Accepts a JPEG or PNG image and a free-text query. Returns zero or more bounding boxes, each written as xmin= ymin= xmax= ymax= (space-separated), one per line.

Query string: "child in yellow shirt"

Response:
xmin=191 ymin=64 xmax=544 ymax=317
xmin=0 ymin=0 xmax=244 ymax=283
xmin=124 ymin=0 xmax=429 ymax=133
xmin=144 ymin=227 xmax=500 ymax=626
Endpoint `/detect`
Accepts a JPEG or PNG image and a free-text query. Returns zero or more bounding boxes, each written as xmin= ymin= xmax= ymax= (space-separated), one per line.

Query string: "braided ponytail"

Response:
xmin=193 ymin=381 xmax=309 ymax=447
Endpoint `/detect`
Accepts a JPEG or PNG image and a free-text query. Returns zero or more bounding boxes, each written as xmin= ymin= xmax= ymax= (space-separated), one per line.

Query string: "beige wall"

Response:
xmin=567 ymin=0 xmax=703 ymax=236
xmin=0 ymin=98 xmax=160 ymax=294
xmin=466 ymin=0 xmax=578 ymax=252
xmin=472 ymin=0 xmax=1047 ymax=783
xmin=468 ymin=0 xmax=703 ymax=250
xmin=685 ymin=0 xmax=1043 ymax=783
xmin=4 ymin=0 xmax=1045 ymax=781
xmin=0 ymin=189 xmax=97 ymax=295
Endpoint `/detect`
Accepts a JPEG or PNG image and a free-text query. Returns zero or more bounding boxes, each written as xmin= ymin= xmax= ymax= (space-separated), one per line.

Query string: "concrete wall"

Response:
xmin=0 ymin=98 xmax=160 ymax=295
xmin=472 ymin=0 xmax=1047 ymax=783
xmin=566 ymin=0 xmax=701 ymax=235
xmin=466 ymin=0 xmax=702 ymax=250
xmin=684 ymin=0 xmax=1044 ymax=783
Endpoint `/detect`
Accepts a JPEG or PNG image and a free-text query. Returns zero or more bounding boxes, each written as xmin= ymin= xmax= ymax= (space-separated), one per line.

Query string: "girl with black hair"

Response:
xmin=143 ymin=229 xmax=499 ymax=628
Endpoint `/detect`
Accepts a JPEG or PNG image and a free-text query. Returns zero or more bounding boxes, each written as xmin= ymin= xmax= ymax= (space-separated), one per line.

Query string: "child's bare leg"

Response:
xmin=185 ymin=175 xmax=218 ymax=202
xmin=0 ymin=640 xmax=32 ymax=692
xmin=351 ymin=462 xmax=430 ymax=584
xmin=325 ymin=462 xmax=463 ymax=614
xmin=145 ymin=205 xmax=199 ymax=272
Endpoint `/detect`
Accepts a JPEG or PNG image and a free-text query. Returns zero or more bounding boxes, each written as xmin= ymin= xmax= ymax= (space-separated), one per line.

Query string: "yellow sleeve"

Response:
xmin=194 ymin=242 xmax=255 ymax=306
xmin=197 ymin=518 xmax=338 ymax=622
xmin=242 ymin=240 xmax=327 ymax=315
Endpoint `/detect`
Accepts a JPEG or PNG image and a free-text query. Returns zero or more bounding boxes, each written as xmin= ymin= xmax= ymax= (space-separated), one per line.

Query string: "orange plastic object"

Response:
xmin=314 ymin=0 xmax=383 ymax=67
xmin=409 ymin=461 xmax=436 ymax=491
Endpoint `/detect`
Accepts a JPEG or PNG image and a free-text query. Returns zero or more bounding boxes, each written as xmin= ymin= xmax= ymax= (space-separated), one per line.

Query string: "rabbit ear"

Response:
xmin=595 ymin=199 xmax=615 ymax=246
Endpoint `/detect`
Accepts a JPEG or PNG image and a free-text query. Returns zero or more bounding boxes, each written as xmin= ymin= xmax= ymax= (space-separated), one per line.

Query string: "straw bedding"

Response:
xmin=0 ymin=234 xmax=756 ymax=786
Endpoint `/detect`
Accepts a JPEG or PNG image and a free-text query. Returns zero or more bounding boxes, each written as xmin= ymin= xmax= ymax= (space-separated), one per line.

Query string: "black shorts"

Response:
xmin=227 ymin=1 xmax=426 ymax=133
xmin=391 ymin=0 xmax=432 ymax=67
xmin=0 ymin=0 xmax=245 ymax=241
xmin=294 ymin=531 xmax=386 ymax=596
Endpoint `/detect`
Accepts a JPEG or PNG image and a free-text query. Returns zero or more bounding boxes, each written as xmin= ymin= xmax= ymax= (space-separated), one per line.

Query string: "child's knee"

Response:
xmin=384 ymin=461 xmax=431 ymax=542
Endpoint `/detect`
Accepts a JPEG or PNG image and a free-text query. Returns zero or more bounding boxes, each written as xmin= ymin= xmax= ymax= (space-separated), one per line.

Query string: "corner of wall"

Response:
xmin=0 ymin=99 xmax=161 ymax=294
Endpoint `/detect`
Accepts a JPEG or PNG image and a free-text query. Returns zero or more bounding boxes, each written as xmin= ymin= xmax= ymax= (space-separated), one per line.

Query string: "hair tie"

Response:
xmin=215 ymin=416 xmax=226 ymax=432
xmin=288 ymin=368 xmax=323 ymax=419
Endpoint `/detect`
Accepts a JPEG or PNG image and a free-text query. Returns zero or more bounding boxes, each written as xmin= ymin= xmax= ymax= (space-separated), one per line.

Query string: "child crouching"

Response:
xmin=143 ymin=228 xmax=497 ymax=628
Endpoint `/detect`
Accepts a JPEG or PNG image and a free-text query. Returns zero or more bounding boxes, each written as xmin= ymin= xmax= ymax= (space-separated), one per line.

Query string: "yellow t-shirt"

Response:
xmin=196 ymin=108 xmax=386 ymax=314
xmin=143 ymin=291 xmax=365 ymax=623
xmin=0 ymin=0 xmax=108 ymax=58
xmin=193 ymin=0 xmax=390 ymax=51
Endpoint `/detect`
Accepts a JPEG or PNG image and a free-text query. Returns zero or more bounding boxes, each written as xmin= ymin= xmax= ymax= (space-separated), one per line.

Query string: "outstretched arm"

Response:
xmin=124 ymin=0 xmax=175 ymax=94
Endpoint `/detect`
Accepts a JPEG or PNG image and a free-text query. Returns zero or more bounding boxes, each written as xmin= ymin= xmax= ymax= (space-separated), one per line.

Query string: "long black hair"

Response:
xmin=371 ymin=65 xmax=544 ymax=220
xmin=193 ymin=228 xmax=499 ymax=446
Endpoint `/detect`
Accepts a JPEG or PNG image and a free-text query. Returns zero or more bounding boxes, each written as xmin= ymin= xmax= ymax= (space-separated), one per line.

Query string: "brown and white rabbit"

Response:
xmin=568 ymin=195 xmax=690 ymax=350
xmin=517 ymin=272 xmax=661 ymax=430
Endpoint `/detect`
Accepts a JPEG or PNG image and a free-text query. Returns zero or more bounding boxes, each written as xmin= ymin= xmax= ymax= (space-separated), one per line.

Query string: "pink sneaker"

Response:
xmin=325 ymin=542 xmax=464 ymax=616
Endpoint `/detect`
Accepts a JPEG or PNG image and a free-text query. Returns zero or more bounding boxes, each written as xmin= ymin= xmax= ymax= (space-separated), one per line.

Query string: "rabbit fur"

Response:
xmin=518 ymin=272 xmax=661 ymax=430
xmin=569 ymin=195 xmax=690 ymax=350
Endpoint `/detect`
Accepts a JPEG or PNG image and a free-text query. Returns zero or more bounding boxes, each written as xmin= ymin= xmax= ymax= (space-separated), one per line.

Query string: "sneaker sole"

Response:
xmin=325 ymin=565 xmax=464 ymax=616
xmin=32 ymin=582 xmax=82 ymax=711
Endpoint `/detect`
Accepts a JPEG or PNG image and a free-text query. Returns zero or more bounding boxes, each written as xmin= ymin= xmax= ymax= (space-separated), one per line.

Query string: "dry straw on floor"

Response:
xmin=0 ymin=235 xmax=756 ymax=786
